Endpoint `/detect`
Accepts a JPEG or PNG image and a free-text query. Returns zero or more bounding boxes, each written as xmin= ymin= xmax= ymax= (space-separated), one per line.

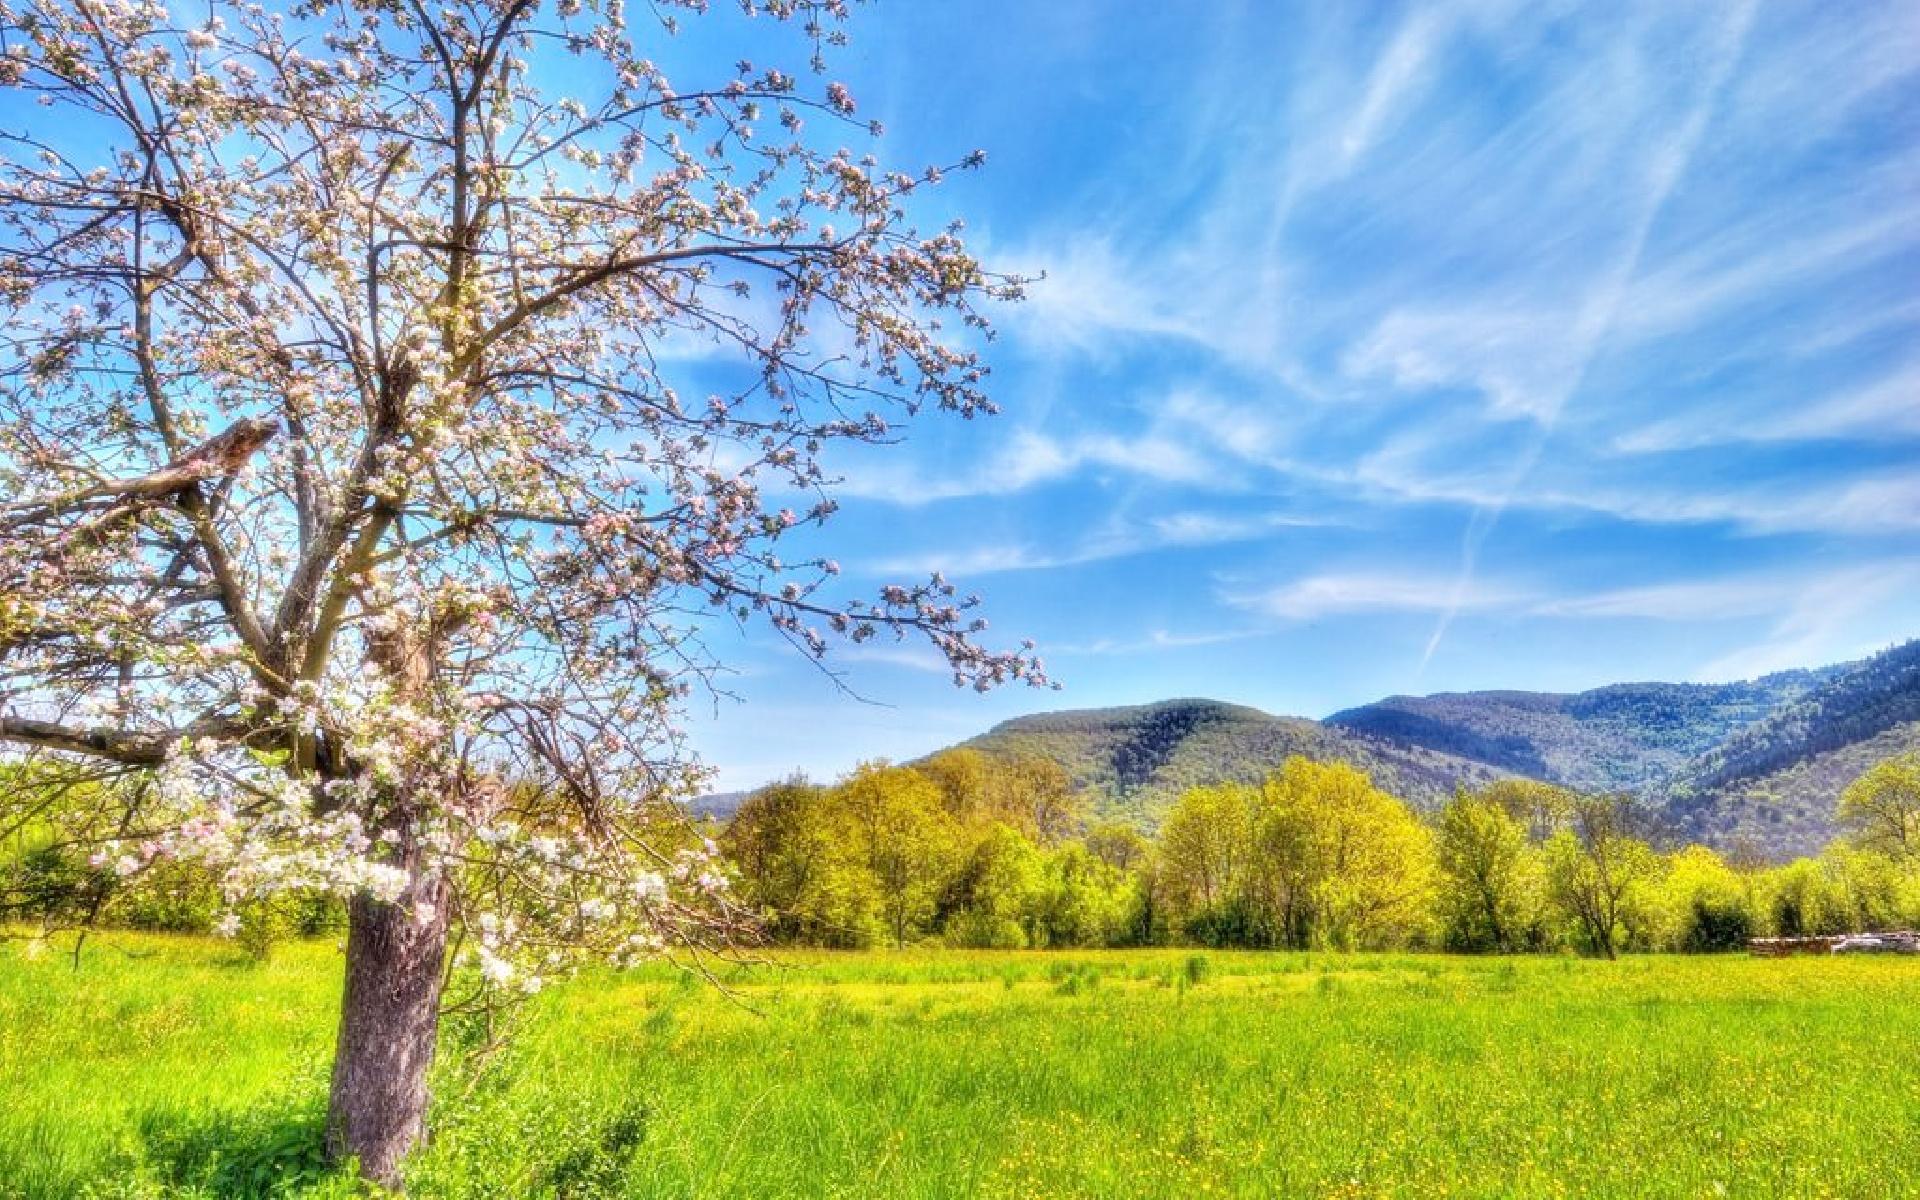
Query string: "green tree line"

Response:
xmin=9 ymin=751 xmax=1920 ymax=957
xmin=725 ymin=750 xmax=1920 ymax=955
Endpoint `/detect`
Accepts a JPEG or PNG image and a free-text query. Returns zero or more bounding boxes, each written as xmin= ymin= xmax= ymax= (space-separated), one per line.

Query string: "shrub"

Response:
xmin=1680 ymin=897 xmax=1755 ymax=952
xmin=944 ymin=912 xmax=1027 ymax=950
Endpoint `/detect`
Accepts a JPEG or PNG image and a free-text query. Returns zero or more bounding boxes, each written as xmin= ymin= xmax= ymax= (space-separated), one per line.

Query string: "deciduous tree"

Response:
xmin=0 ymin=0 xmax=1043 ymax=1180
xmin=724 ymin=776 xmax=879 ymax=946
xmin=1156 ymin=783 xmax=1256 ymax=941
xmin=1655 ymin=845 xmax=1753 ymax=952
xmin=1838 ymin=754 xmax=1920 ymax=863
xmin=1542 ymin=795 xmax=1659 ymax=959
xmin=1251 ymin=757 xmax=1434 ymax=950
xmin=840 ymin=762 xmax=958 ymax=947
xmin=1434 ymin=787 xmax=1538 ymax=953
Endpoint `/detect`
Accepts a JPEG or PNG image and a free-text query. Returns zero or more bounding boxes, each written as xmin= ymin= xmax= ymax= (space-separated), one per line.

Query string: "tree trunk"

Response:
xmin=326 ymin=867 xmax=451 ymax=1186
xmin=1482 ymin=890 xmax=1507 ymax=954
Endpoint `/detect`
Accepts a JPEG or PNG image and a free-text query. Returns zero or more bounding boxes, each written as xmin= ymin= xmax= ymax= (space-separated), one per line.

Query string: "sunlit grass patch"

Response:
xmin=5 ymin=935 xmax=1920 ymax=1198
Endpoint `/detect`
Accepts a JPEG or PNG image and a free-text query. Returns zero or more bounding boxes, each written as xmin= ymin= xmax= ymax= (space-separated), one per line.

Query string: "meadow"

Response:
xmin=4 ymin=935 xmax=1920 ymax=1199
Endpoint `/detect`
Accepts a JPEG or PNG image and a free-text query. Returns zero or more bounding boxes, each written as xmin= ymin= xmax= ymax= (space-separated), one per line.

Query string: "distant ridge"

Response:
xmin=958 ymin=698 xmax=1508 ymax=825
xmin=1662 ymin=641 xmax=1920 ymax=855
xmin=1325 ymin=671 xmax=1839 ymax=794
xmin=711 ymin=640 xmax=1920 ymax=858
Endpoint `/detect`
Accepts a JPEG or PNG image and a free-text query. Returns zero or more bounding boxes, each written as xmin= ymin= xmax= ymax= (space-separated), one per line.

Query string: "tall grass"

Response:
xmin=4 ymin=935 xmax=1919 ymax=1197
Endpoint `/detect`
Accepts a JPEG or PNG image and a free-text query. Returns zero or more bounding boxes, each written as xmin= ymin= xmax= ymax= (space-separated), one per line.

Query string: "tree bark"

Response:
xmin=326 ymin=865 xmax=451 ymax=1186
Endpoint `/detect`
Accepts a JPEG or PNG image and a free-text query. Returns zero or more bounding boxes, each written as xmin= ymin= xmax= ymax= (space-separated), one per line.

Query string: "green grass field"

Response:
xmin=5 ymin=935 xmax=1920 ymax=1198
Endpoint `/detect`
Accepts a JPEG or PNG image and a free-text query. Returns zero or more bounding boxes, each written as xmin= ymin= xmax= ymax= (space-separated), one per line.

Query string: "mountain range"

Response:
xmin=699 ymin=641 xmax=1920 ymax=858
xmin=947 ymin=639 xmax=1920 ymax=859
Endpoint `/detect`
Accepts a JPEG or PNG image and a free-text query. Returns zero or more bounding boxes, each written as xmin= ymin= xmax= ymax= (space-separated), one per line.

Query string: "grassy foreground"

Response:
xmin=4 ymin=936 xmax=1920 ymax=1198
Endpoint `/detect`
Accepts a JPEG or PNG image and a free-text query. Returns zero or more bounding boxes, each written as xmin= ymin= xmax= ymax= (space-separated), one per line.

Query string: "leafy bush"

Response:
xmin=1680 ymin=897 xmax=1755 ymax=952
xmin=944 ymin=912 xmax=1027 ymax=949
xmin=2 ymin=842 xmax=108 ymax=926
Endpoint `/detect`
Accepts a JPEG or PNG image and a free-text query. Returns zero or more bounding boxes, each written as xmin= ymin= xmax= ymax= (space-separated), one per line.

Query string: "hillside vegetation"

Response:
xmin=1327 ymin=672 xmax=1835 ymax=791
xmin=1666 ymin=721 xmax=1920 ymax=857
xmin=937 ymin=642 xmax=1919 ymax=856
xmin=958 ymin=699 xmax=1509 ymax=826
xmin=1659 ymin=643 xmax=1920 ymax=852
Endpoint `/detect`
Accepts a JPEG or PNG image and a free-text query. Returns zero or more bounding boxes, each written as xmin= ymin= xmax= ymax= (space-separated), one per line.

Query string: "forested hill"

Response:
xmin=933 ymin=641 xmax=1920 ymax=854
xmin=1670 ymin=641 xmax=1920 ymax=792
xmin=1324 ymin=670 xmax=1838 ymax=793
xmin=1662 ymin=641 xmax=1920 ymax=855
xmin=957 ymin=699 xmax=1511 ymax=826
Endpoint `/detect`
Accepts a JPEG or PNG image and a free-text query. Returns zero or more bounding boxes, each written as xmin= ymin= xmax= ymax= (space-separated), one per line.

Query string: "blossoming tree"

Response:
xmin=0 ymin=0 xmax=1046 ymax=1180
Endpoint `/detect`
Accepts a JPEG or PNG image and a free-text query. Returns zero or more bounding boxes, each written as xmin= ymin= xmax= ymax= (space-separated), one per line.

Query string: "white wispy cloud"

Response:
xmin=828 ymin=642 xmax=957 ymax=677
xmin=1227 ymin=572 xmax=1530 ymax=623
xmin=1716 ymin=6 xmax=1920 ymax=163
xmin=1614 ymin=357 xmax=1920 ymax=452
xmin=1344 ymin=306 xmax=1583 ymax=423
xmin=1007 ymin=239 xmax=1219 ymax=358
xmin=1335 ymin=8 xmax=1446 ymax=178
xmin=868 ymin=544 xmax=1062 ymax=578
xmin=1222 ymin=561 xmax=1920 ymax=647
xmin=1154 ymin=388 xmax=1303 ymax=465
xmin=1351 ymin=425 xmax=1920 ymax=536
xmin=870 ymin=507 xmax=1331 ymax=580
xmin=1049 ymin=628 xmax=1271 ymax=657
xmin=833 ymin=425 xmax=1221 ymax=506
xmin=1614 ymin=204 xmax=1920 ymax=348
xmin=1401 ymin=0 xmax=1757 ymax=665
xmin=1695 ymin=565 xmax=1920 ymax=682
xmin=1141 ymin=510 xmax=1323 ymax=546
xmin=1562 ymin=475 xmax=1920 ymax=537
xmin=987 ymin=1 xmax=1913 ymax=676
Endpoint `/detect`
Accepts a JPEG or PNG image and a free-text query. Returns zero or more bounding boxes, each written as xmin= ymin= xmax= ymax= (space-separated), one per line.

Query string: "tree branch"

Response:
xmin=453 ymin=241 xmax=834 ymax=376
xmin=4 ymin=417 xmax=279 ymax=525
xmin=0 ymin=716 xmax=180 ymax=766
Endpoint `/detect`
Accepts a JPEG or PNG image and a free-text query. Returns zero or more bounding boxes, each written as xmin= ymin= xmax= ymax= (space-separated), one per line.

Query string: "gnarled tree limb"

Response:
xmin=0 ymin=714 xmax=227 ymax=765
xmin=3 ymin=417 xmax=280 ymax=528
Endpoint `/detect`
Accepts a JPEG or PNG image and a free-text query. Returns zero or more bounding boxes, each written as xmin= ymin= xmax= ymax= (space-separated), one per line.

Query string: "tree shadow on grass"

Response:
xmin=137 ymin=1094 xmax=356 ymax=1199
xmin=134 ymin=1081 xmax=649 ymax=1199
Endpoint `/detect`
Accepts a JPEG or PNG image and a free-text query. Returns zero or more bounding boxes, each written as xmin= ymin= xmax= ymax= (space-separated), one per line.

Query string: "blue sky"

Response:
xmin=684 ymin=0 xmax=1920 ymax=788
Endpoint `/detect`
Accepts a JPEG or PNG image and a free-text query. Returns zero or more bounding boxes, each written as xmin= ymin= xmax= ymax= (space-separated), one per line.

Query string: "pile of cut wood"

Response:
xmin=1748 ymin=936 xmax=1840 ymax=956
xmin=1749 ymin=932 xmax=1920 ymax=956
xmin=1829 ymin=931 xmax=1920 ymax=955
